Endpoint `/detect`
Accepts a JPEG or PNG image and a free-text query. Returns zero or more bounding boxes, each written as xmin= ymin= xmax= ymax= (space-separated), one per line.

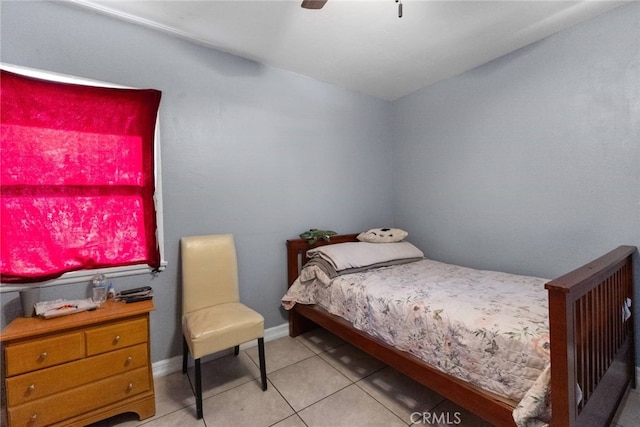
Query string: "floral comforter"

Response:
xmin=282 ymin=258 xmax=553 ymax=426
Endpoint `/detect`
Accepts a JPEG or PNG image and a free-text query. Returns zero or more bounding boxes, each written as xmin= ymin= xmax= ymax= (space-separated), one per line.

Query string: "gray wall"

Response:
xmin=0 ymin=1 xmax=394 ymax=362
xmin=392 ymin=3 xmax=640 ymax=357
xmin=1 ymin=1 xmax=639 ymax=366
xmin=392 ymin=1 xmax=639 ymax=278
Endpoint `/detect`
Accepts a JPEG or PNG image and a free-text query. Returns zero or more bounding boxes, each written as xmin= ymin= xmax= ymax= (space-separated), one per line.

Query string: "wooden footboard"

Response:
xmin=546 ymin=245 xmax=636 ymax=427
xmin=286 ymin=235 xmax=636 ymax=427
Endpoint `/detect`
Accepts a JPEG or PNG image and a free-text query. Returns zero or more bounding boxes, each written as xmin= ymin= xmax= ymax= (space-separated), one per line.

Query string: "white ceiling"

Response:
xmin=67 ymin=0 xmax=627 ymax=100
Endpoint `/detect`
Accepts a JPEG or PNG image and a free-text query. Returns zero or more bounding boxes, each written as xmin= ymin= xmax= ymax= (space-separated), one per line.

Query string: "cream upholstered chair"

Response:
xmin=181 ymin=234 xmax=267 ymax=419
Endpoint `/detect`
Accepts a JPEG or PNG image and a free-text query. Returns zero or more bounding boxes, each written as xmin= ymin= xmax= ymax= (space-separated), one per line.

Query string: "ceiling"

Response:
xmin=67 ymin=0 xmax=627 ymax=100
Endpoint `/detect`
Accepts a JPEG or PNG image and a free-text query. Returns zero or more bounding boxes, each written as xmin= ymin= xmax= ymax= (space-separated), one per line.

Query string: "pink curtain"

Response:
xmin=1 ymin=70 xmax=162 ymax=283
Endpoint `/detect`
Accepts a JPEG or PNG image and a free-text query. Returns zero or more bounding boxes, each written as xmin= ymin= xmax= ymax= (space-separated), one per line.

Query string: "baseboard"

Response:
xmin=151 ymin=322 xmax=290 ymax=378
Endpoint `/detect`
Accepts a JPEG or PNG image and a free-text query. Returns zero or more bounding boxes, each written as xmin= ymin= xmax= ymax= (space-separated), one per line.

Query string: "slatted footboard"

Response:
xmin=286 ymin=235 xmax=637 ymax=426
xmin=545 ymin=245 xmax=636 ymax=427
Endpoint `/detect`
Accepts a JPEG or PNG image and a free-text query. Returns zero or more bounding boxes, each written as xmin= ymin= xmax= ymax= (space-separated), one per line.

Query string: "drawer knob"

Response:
xmin=30 ymin=413 xmax=37 ymax=421
xmin=127 ymin=382 xmax=134 ymax=391
xmin=28 ymin=384 xmax=36 ymax=393
xmin=39 ymin=352 xmax=48 ymax=361
xmin=114 ymin=335 xmax=121 ymax=343
xmin=125 ymin=356 xmax=133 ymax=365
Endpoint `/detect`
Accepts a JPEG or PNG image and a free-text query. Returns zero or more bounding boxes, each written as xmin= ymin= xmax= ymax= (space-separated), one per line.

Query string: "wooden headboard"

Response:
xmin=286 ymin=233 xmax=359 ymax=287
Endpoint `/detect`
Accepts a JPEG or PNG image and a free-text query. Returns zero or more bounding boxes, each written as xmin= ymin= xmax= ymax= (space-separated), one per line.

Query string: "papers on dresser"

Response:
xmin=35 ymin=298 xmax=98 ymax=319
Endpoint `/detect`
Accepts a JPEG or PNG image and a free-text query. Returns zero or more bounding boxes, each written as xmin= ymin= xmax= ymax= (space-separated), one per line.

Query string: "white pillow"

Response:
xmin=357 ymin=228 xmax=408 ymax=243
xmin=307 ymin=241 xmax=423 ymax=271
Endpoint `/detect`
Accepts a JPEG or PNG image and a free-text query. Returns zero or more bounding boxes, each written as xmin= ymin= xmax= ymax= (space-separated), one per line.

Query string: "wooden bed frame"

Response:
xmin=286 ymin=234 xmax=636 ymax=427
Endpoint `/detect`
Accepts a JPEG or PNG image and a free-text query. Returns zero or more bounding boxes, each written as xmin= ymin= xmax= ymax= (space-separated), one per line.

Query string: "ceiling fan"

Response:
xmin=301 ymin=0 xmax=403 ymax=17
xmin=301 ymin=0 xmax=327 ymax=9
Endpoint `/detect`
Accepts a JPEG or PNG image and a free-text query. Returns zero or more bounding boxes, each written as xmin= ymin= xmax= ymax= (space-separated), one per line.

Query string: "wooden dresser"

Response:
xmin=1 ymin=300 xmax=155 ymax=427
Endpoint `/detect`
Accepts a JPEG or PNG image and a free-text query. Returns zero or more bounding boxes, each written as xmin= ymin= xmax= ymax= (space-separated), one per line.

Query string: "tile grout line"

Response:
xmin=273 ymin=339 xmax=413 ymax=426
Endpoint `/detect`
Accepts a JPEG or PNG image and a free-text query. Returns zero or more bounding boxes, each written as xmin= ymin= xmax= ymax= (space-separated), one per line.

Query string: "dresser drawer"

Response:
xmin=4 ymin=332 xmax=84 ymax=377
xmin=85 ymin=317 xmax=148 ymax=356
xmin=5 ymin=343 xmax=149 ymax=407
xmin=7 ymin=366 xmax=151 ymax=427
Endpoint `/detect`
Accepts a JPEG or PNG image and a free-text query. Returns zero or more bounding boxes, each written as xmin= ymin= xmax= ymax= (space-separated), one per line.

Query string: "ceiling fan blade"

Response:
xmin=301 ymin=0 xmax=328 ymax=10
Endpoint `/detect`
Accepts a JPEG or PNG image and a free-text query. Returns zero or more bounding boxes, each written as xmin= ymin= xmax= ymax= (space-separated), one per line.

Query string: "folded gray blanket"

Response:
xmin=301 ymin=256 xmax=424 ymax=284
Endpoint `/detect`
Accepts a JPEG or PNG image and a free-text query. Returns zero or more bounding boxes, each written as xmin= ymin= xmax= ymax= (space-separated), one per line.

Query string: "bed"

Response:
xmin=282 ymin=233 xmax=636 ymax=426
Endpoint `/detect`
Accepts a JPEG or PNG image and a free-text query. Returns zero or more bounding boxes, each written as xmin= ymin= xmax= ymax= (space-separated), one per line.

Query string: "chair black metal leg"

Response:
xmin=182 ymin=335 xmax=189 ymax=374
xmin=234 ymin=345 xmax=240 ymax=356
xmin=195 ymin=358 xmax=203 ymax=419
xmin=258 ymin=337 xmax=267 ymax=391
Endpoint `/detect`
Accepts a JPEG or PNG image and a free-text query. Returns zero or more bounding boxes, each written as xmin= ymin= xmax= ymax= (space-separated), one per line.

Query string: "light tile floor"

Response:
xmin=92 ymin=328 xmax=640 ymax=427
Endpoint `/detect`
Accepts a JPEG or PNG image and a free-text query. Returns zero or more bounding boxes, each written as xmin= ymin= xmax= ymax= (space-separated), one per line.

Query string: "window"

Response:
xmin=0 ymin=64 xmax=165 ymax=290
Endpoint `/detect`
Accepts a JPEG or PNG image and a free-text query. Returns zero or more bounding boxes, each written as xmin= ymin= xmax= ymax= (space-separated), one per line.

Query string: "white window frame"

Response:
xmin=0 ymin=63 xmax=167 ymax=293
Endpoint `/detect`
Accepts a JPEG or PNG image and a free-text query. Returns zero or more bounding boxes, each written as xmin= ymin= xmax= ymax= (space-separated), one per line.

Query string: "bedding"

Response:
xmin=306 ymin=241 xmax=424 ymax=271
xmin=357 ymin=227 xmax=408 ymax=243
xmin=282 ymin=256 xmax=553 ymax=426
xmin=301 ymin=241 xmax=424 ymax=284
